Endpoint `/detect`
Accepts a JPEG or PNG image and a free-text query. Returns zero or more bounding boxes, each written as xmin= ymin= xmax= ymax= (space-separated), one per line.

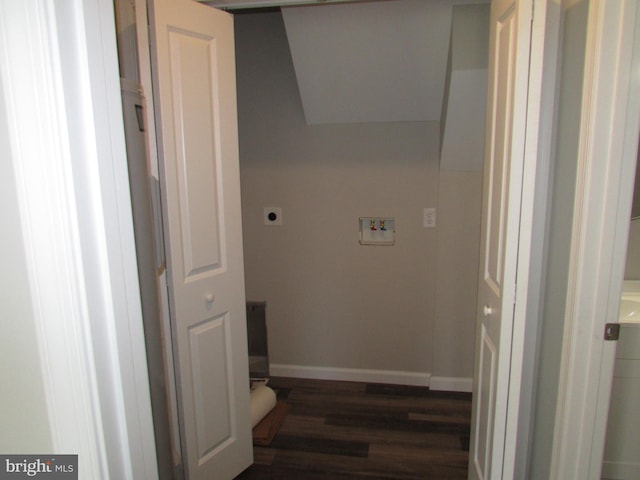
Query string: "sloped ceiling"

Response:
xmin=282 ymin=0 xmax=461 ymax=124
xmin=207 ymin=0 xmax=489 ymax=127
xmin=205 ymin=0 xmax=373 ymax=8
xmin=440 ymin=3 xmax=490 ymax=171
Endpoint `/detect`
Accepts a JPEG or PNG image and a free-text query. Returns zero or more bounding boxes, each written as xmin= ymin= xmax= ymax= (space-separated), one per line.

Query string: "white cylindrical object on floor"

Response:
xmin=250 ymin=385 xmax=276 ymax=427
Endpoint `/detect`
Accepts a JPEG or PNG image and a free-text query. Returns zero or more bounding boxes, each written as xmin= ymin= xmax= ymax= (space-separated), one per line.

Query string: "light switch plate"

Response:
xmin=423 ymin=208 xmax=436 ymax=228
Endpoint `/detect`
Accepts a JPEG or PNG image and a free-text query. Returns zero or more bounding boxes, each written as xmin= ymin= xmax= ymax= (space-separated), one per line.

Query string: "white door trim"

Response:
xmin=133 ymin=0 xmax=184 ymax=469
xmin=505 ymin=1 xmax=564 ymax=477
xmin=0 ymin=0 xmax=158 ymax=478
xmin=470 ymin=0 xmax=549 ymax=479
xmin=551 ymin=1 xmax=640 ymax=478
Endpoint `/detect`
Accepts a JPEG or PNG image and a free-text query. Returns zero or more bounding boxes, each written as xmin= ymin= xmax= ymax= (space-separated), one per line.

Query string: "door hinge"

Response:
xmin=604 ymin=323 xmax=620 ymax=341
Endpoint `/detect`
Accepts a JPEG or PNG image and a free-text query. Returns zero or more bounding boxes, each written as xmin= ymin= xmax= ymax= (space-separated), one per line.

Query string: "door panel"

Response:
xmin=469 ymin=0 xmax=531 ymax=478
xmin=484 ymin=5 xmax=515 ymax=301
xmin=189 ymin=314 xmax=232 ymax=458
xmin=149 ymin=0 xmax=252 ymax=478
xmin=168 ymin=30 xmax=224 ymax=276
xmin=475 ymin=326 xmax=497 ymax=476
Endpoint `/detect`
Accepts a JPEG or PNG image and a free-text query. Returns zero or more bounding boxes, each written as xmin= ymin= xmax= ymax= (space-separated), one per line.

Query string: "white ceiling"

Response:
xmin=204 ymin=0 xmax=377 ymax=9
xmin=283 ymin=0 xmax=457 ymax=124
xmin=207 ymin=0 xmax=488 ymax=125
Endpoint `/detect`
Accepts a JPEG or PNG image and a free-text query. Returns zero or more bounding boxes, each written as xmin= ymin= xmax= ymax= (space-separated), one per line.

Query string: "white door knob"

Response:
xmin=205 ymin=293 xmax=215 ymax=304
xmin=483 ymin=305 xmax=493 ymax=316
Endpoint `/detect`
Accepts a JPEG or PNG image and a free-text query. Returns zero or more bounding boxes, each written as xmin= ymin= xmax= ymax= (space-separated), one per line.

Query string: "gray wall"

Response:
xmin=631 ymin=145 xmax=640 ymax=219
xmin=440 ymin=4 xmax=489 ymax=172
xmin=0 ymin=77 xmax=53 ymax=452
xmin=626 ymin=219 xmax=640 ymax=279
xmin=626 ymin=149 xmax=640 ymax=279
xmin=450 ymin=3 xmax=490 ymax=71
xmin=433 ymin=172 xmax=481 ymax=379
xmin=235 ymin=11 xmax=480 ymax=381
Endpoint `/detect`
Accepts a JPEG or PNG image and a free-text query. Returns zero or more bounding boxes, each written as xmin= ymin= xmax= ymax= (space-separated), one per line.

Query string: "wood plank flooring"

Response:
xmin=235 ymin=377 xmax=472 ymax=479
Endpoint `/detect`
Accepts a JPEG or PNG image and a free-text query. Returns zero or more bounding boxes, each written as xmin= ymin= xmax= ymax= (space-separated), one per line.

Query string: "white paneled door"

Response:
xmin=149 ymin=0 xmax=252 ymax=478
xmin=469 ymin=0 xmax=533 ymax=478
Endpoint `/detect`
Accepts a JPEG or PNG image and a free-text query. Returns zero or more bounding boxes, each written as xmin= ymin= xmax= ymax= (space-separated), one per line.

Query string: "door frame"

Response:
xmin=503 ymin=1 xmax=564 ymax=477
xmin=551 ymin=0 xmax=640 ymax=478
xmin=133 ymin=0 xmax=185 ymax=472
xmin=0 ymin=0 xmax=158 ymax=477
xmin=468 ymin=0 xmax=559 ymax=477
xmin=130 ymin=0 xmax=599 ymax=477
xmin=10 ymin=0 xmax=636 ymax=478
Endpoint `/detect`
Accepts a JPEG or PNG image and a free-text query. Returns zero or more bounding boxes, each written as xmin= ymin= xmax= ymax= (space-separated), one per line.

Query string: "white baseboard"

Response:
xmin=269 ymin=364 xmax=431 ymax=387
xmin=601 ymin=460 xmax=640 ymax=480
xmin=429 ymin=376 xmax=473 ymax=392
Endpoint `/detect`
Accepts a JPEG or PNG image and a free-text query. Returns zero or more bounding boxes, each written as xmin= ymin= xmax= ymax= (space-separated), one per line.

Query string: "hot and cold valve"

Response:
xmin=360 ymin=217 xmax=395 ymax=245
xmin=369 ymin=218 xmax=389 ymax=231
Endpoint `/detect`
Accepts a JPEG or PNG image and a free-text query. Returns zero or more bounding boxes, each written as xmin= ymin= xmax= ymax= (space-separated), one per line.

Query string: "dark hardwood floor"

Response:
xmin=236 ymin=377 xmax=472 ymax=479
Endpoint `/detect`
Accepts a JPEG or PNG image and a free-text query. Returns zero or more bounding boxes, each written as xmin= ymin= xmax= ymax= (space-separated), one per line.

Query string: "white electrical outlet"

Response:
xmin=423 ymin=207 xmax=436 ymax=228
xmin=263 ymin=207 xmax=282 ymax=226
